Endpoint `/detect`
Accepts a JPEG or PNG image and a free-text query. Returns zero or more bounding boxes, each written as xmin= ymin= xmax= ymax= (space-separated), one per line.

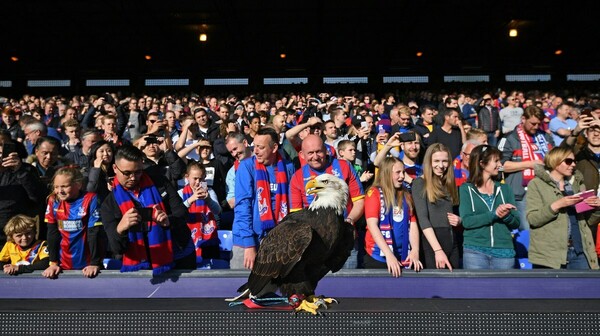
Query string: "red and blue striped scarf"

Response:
xmin=255 ymin=154 xmax=289 ymax=231
xmin=372 ymin=187 xmax=409 ymax=263
xmin=182 ymin=184 xmax=218 ymax=265
xmin=113 ymin=173 xmax=174 ymax=275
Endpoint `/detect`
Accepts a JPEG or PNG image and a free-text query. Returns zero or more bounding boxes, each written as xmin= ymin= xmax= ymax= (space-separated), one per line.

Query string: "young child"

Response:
xmin=467 ymin=128 xmax=488 ymax=145
xmin=42 ymin=166 xmax=104 ymax=279
xmin=0 ymin=215 xmax=49 ymax=275
xmin=337 ymin=140 xmax=373 ymax=183
xmin=178 ymin=161 xmax=221 ymax=267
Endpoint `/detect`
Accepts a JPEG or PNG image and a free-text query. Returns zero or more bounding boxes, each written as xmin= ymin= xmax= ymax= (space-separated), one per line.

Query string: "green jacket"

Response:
xmin=459 ymin=182 xmax=520 ymax=249
xmin=525 ymin=165 xmax=599 ymax=269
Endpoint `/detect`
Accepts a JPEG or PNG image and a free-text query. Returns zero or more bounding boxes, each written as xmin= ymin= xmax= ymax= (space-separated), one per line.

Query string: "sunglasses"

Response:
xmin=563 ymin=158 xmax=576 ymax=166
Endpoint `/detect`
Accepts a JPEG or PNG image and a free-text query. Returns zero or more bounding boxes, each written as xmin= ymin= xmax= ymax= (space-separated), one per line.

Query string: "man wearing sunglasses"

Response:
xmin=101 ymin=145 xmax=195 ymax=274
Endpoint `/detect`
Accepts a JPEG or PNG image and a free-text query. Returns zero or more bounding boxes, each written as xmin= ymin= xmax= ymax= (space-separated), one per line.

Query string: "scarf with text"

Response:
xmin=255 ymin=154 xmax=289 ymax=231
xmin=182 ymin=184 xmax=218 ymax=264
xmin=371 ymin=188 xmax=409 ymax=263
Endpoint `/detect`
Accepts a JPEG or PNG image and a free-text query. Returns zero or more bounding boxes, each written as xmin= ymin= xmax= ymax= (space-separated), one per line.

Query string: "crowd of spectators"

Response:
xmin=1 ymin=88 xmax=600 ymax=277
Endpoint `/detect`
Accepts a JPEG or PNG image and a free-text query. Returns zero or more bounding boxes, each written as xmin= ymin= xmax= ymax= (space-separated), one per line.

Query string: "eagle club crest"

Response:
xmin=257 ymin=187 xmax=268 ymax=216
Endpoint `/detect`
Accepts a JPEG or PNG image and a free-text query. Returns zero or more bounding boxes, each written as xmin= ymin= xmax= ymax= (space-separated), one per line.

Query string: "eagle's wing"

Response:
xmin=247 ymin=212 xmax=312 ymax=294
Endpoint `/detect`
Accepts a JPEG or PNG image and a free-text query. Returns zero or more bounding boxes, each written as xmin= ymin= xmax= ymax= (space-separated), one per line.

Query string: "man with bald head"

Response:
xmin=289 ymin=134 xmax=365 ymax=232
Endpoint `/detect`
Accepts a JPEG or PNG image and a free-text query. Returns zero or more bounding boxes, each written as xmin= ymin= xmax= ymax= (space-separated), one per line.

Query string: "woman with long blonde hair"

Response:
xmin=363 ymin=157 xmax=422 ymax=277
xmin=412 ymin=143 xmax=460 ymax=270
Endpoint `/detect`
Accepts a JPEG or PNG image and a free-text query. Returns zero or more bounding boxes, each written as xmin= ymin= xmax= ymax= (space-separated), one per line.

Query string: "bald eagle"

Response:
xmin=231 ymin=174 xmax=354 ymax=312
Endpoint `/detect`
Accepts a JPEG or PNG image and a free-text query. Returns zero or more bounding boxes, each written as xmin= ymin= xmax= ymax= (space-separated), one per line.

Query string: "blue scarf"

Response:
xmin=371 ymin=188 xmax=410 ymax=263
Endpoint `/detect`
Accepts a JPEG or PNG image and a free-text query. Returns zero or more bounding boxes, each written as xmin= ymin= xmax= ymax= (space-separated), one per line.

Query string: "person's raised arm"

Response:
xmin=374 ymin=133 xmax=401 ymax=167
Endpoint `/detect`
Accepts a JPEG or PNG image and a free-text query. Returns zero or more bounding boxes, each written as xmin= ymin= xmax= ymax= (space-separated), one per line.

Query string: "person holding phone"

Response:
xmin=526 ymin=147 xmax=599 ymax=269
xmin=566 ymin=110 xmax=600 ymax=245
xmin=100 ymin=145 xmax=195 ymax=275
xmin=0 ymin=137 xmax=46 ymax=247
xmin=86 ymin=140 xmax=115 ymax=203
xmin=459 ymin=145 xmax=520 ymax=269
xmin=178 ymin=161 xmax=221 ymax=267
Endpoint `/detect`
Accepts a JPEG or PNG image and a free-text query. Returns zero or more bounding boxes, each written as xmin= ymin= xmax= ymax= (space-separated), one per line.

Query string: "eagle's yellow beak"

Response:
xmin=305 ymin=178 xmax=321 ymax=195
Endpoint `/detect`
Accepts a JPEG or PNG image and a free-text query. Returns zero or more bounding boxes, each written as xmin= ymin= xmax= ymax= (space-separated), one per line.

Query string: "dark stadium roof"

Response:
xmin=1 ymin=0 xmax=599 ymax=78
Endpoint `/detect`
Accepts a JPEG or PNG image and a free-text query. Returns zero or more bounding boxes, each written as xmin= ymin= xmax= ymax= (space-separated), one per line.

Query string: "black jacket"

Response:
xmin=0 ymin=163 xmax=47 ymax=246
xmin=142 ymin=149 xmax=186 ymax=190
xmin=100 ymin=171 xmax=191 ymax=257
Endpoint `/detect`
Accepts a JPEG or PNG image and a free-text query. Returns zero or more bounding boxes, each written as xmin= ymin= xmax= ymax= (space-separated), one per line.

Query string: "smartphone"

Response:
xmin=1 ymin=142 xmax=17 ymax=159
xmin=398 ymin=132 xmax=417 ymax=142
xmin=581 ymin=107 xmax=594 ymax=119
xmin=136 ymin=207 xmax=153 ymax=222
xmin=360 ymin=121 xmax=368 ymax=129
xmin=129 ymin=207 xmax=153 ymax=233
xmin=199 ymin=181 xmax=208 ymax=191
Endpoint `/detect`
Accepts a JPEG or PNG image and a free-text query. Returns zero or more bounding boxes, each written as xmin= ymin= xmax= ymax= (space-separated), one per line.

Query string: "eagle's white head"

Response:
xmin=305 ymin=173 xmax=349 ymax=216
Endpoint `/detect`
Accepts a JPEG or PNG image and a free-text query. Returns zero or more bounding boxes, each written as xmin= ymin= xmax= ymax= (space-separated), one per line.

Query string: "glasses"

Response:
xmin=462 ymin=151 xmax=471 ymax=158
xmin=114 ymin=165 xmax=143 ymax=177
xmin=563 ymin=158 xmax=576 ymax=166
xmin=589 ymin=128 xmax=600 ymax=135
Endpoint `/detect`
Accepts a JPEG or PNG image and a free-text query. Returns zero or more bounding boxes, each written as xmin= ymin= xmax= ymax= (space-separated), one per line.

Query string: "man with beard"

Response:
xmin=374 ymin=132 xmax=422 ymax=190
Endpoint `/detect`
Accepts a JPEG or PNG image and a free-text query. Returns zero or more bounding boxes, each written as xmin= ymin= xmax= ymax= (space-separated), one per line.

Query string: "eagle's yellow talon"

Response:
xmin=293 ymin=295 xmax=338 ymax=314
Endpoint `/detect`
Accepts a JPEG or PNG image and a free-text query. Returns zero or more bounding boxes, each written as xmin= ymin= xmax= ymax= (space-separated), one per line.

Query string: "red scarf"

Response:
xmin=516 ymin=124 xmax=551 ymax=186
xmin=255 ymin=154 xmax=289 ymax=231
xmin=182 ymin=184 xmax=218 ymax=264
